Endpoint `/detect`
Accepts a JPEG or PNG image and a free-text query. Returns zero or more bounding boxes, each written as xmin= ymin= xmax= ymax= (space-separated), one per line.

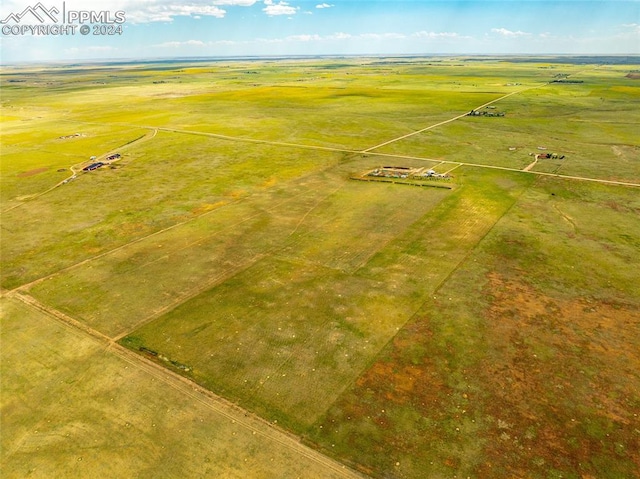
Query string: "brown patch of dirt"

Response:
xmin=475 ymin=273 xmax=640 ymax=477
xmin=17 ymin=167 xmax=48 ymax=177
xmin=117 ymin=222 xmax=148 ymax=237
xmin=354 ymin=320 xmax=447 ymax=410
xmin=625 ymin=73 xmax=640 ymax=79
xmin=356 ymin=361 xmax=432 ymax=405
xmin=190 ymin=201 xmax=226 ymax=216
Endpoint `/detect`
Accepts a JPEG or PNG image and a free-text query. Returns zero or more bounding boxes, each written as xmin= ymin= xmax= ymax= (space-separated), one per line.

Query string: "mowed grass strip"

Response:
xmin=120 ymin=257 xmax=419 ymax=430
xmin=308 ymin=178 xmax=640 ymax=479
xmin=277 ymin=173 xmax=449 ymax=273
xmin=118 ymin=167 xmax=532 ymax=433
xmin=25 ymin=170 xmax=337 ymax=337
xmin=0 ymin=297 xmax=362 ymax=479
xmin=28 ymin=157 xmax=447 ymax=337
xmin=356 ymin=167 xmax=535 ymax=296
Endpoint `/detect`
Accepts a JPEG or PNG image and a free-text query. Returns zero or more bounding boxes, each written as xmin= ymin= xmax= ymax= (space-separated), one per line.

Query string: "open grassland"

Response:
xmin=2 ymin=57 xmax=639 ymax=479
xmin=2 ymin=59 xmax=518 ymax=151
xmin=26 ymin=165 xmax=532 ymax=433
xmin=308 ymin=177 xmax=640 ymax=478
xmin=374 ymin=64 xmax=640 ymax=182
xmin=0 ymin=132 xmax=345 ymax=289
xmin=0 ymin=119 xmax=149 ymax=206
xmin=26 ymin=155 xmax=445 ymax=336
xmin=0 ymin=297 xmax=364 ymax=479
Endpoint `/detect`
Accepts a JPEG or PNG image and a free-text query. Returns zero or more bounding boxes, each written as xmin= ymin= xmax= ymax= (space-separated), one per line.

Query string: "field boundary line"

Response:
xmin=111 ymin=253 xmax=268 ymax=341
xmin=110 ymin=345 xmax=368 ymax=479
xmin=9 ymin=290 xmax=113 ymax=343
xmin=158 ymin=126 xmax=363 ymax=154
xmin=362 ymin=84 xmax=545 ymax=153
xmin=16 ymin=118 xmax=636 ymax=191
xmin=321 ymin=176 xmax=536 ymax=420
xmin=8 ymin=150 xmax=351 ymax=293
xmin=139 ymin=128 xmax=640 ymax=187
xmin=6 ymin=291 xmax=366 ymax=479
xmin=11 ymin=197 xmax=241 ymax=292
xmin=366 ymin=152 xmax=640 ymax=188
xmin=113 ymin=182 xmax=351 ymax=340
xmin=288 ymin=183 xmax=345 ymax=239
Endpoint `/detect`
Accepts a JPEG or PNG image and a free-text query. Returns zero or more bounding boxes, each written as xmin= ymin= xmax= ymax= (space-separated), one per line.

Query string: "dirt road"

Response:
xmin=6 ymin=290 xmax=365 ymax=479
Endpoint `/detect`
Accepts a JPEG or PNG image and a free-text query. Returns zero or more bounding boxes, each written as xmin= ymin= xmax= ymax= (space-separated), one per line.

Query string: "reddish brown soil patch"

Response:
xmin=475 ymin=273 xmax=640 ymax=477
xmin=17 ymin=167 xmax=48 ymax=177
xmin=355 ymin=320 xmax=447 ymax=410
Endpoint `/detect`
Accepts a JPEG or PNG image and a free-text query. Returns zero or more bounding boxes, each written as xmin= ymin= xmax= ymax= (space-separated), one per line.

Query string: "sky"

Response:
xmin=0 ymin=0 xmax=638 ymax=63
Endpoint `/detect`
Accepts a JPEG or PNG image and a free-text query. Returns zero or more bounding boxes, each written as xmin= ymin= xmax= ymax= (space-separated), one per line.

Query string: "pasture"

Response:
xmin=0 ymin=297 xmax=362 ymax=479
xmin=2 ymin=56 xmax=639 ymax=478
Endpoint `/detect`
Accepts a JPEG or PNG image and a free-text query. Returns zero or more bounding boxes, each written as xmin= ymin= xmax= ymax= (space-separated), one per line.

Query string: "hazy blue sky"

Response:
xmin=1 ymin=1 xmax=638 ymax=63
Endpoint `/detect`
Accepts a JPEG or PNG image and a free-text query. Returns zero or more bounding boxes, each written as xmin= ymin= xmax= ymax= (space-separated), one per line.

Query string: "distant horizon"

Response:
xmin=3 ymin=52 xmax=640 ymax=68
xmin=1 ymin=1 xmax=638 ymax=64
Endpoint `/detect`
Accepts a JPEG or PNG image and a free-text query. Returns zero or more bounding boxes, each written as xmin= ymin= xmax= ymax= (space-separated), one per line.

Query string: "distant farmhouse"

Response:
xmin=83 ymin=162 xmax=104 ymax=171
xmin=468 ymin=106 xmax=505 ymax=117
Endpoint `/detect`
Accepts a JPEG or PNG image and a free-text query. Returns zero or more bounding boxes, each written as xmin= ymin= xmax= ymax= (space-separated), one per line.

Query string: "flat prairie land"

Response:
xmin=2 ymin=57 xmax=639 ymax=479
xmin=308 ymin=177 xmax=640 ymax=478
xmin=375 ymin=65 xmax=640 ymax=182
xmin=0 ymin=297 xmax=363 ymax=479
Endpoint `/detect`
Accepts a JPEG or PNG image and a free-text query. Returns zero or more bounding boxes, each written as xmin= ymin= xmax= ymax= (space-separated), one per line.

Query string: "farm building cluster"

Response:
xmin=468 ymin=106 xmax=505 ymax=117
xmin=83 ymin=162 xmax=104 ymax=171
xmin=530 ymin=151 xmax=565 ymax=160
xmin=58 ymin=132 xmax=84 ymax=140
xmin=82 ymin=153 xmax=121 ymax=172
xmin=367 ymin=166 xmax=450 ymax=179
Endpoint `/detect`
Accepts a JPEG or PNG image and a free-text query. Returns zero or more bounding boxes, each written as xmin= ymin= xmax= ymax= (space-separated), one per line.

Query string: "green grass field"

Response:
xmin=308 ymin=176 xmax=640 ymax=478
xmin=0 ymin=297 xmax=363 ymax=479
xmin=2 ymin=57 xmax=639 ymax=478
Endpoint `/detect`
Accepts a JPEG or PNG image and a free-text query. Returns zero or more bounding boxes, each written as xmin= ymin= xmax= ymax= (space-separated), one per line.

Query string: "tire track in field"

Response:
xmin=7 ymin=291 xmax=367 ymax=479
xmin=361 ymin=65 xmax=602 ymax=154
xmin=361 ymin=85 xmax=543 ymax=153
xmin=110 ymin=182 xmax=348 ymax=341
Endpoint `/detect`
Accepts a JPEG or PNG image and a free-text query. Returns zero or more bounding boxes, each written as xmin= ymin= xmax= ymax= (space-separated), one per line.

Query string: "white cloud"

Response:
xmin=327 ymin=32 xmax=352 ymax=40
xmin=153 ymin=39 xmax=206 ymax=48
xmin=263 ymin=0 xmax=298 ymax=16
xmin=84 ymin=0 xmax=260 ymax=23
xmin=212 ymin=39 xmax=245 ymax=45
xmin=286 ymin=34 xmax=322 ymax=41
xmin=491 ymin=28 xmax=531 ymax=37
xmin=212 ymin=0 xmax=257 ymax=5
xmin=413 ymin=31 xmax=467 ymax=39
xmin=614 ymin=23 xmax=640 ymax=44
xmin=255 ymin=36 xmax=284 ymax=43
xmin=360 ymin=32 xmax=406 ymax=40
xmin=315 ymin=3 xmax=333 ymax=8
xmin=123 ymin=2 xmax=228 ymax=23
xmin=621 ymin=23 xmax=640 ymax=34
